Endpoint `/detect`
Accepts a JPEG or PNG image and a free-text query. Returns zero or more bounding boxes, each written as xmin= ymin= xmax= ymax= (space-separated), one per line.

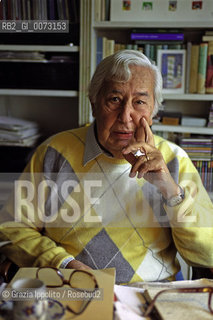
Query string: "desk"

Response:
xmin=6 ymin=267 xmax=115 ymax=320
xmin=115 ymin=279 xmax=213 ymax=320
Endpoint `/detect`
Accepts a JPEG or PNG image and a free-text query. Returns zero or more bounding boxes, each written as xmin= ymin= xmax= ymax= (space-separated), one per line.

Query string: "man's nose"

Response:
xmin=118 ymin=103 xmax=134 ymax=123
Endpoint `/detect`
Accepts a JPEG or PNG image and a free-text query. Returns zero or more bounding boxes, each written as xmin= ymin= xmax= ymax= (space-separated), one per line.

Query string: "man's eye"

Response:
xmin=135 ymin=100 xmax=144 ymax=104
xmin=111 ymin=97 xmax=120 ymax=103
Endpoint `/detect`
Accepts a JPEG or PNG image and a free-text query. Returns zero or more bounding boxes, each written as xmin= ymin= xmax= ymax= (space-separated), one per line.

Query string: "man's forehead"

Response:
xmin=110 ymin=88 xmax=149 ymax=97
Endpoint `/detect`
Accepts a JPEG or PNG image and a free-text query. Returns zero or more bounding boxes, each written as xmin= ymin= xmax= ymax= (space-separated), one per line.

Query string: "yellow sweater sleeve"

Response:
xmin=0 ymin=142 xmax=74 ymax=268
xmin=164 ymin=156 xmax=213 ymax=268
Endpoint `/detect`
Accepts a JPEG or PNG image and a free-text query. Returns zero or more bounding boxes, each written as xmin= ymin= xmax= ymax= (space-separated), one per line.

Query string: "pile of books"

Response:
xmin=192 ymin=160 xmax=213 ymax=192
xmin=179 ymin=137 xmax=213 ymax=192
xmin=179 ymin=137 xmax=213 ymax=161
xmin=0 ymin=116 xmax=40 ymax=147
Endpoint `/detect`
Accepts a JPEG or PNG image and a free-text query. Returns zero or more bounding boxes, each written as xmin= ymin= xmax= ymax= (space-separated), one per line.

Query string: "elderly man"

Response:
xmin=0 ymin=50 xmax=212 ymax=284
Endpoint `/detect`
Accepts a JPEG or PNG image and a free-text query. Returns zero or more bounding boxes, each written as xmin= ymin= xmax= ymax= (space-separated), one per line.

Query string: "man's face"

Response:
xmin=92 ymin=65 xmax=155 ymax=158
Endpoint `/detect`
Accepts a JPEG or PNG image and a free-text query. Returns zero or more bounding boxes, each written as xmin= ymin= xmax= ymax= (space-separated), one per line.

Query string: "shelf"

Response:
xmin=93 ymin=21 xmax=213 ymax=29
xmin=0 ymin=45 xmax=79 ymax=52
xmin=163 ymin=94 xmax=213 ymax=101
xmin=0 ymin=89 xmax=78 ymax=97
xmin=152 ymin=124 xmax=213 ymax=135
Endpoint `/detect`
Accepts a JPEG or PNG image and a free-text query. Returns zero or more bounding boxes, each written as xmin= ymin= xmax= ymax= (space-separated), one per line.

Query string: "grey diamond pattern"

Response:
xmin=76 ymin=229 xmax=135 ymax=284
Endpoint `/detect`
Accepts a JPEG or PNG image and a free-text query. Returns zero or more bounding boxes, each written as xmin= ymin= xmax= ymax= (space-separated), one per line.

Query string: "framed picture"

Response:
xmin=157 ymin=49 xmax=186 ymax=93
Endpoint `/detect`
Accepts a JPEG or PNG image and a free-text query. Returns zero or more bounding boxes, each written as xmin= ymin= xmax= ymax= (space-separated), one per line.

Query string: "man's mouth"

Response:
xmin=113 ymin=131 xmax=133 ymax=139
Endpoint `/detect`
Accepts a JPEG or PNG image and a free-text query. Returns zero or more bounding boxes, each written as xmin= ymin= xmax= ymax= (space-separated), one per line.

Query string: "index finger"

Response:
xmin=142 ymin=117 xmax=155 ymax=146
xmin=135 ymin=118 xmax=146 ymax=142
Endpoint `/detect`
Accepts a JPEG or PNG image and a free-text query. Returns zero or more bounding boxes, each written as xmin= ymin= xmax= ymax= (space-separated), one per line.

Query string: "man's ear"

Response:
xmin=91 ymin=103 xmax=96 ymax=117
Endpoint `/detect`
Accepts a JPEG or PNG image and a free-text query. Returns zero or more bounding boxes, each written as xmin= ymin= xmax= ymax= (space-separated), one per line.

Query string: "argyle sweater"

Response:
xmin=0 ymin=125 xmax=213 ymax=284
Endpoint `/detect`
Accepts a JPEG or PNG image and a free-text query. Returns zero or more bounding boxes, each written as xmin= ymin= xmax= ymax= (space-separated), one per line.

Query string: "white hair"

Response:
xmin=88 ymin=49 xmax=163 ymax=117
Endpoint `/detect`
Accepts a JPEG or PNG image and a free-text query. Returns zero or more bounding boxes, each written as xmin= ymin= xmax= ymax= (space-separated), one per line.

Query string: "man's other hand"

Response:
xmin=66 ymin=259 xmax=92 ymax=270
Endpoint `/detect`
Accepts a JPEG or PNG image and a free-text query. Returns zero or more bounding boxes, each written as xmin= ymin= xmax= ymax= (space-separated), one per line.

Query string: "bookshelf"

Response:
xmin=0 ymin=43 xmax=80 ymax=136
xmin=0 ymin=44 xmax=79 ymax=103
xmin=0 ymin=1 xmax=80 ymax=136
xmin=0 ymin=0 xmax=80 ymax=181
xmin=79 ymin=0 xmax=213 ymax=202
xmin=0 ymin=45 xmax=79 ymax=99
xmin=80 ymin=1 xmax=213 ymax=130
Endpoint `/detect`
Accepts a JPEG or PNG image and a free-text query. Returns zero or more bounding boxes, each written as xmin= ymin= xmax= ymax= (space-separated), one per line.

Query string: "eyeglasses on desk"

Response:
xmin=143 ymin=286 xmax=213 ymax=317
xmin=36 ymin=267 xmax=99 ymax=316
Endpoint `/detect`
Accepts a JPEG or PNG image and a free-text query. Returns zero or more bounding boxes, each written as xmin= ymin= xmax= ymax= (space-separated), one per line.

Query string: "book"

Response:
xmin=21 ymin=0 xmax=26 ymax=20
xmin=204 ymin=31 xmax=213 ymax=36
xmin=47 ymin=0 xmax=56 ymax=20
xmin=100 ymin=37 xmax=114 ymax=59
xmin=41 ymin=0 xmax=48 ymax=20
xmin=197 ymin=43 xmax=208 ymax=94
xmin=181 ymin=117 xmax=206 ymax=127
xmin=57 ymin=0 xmax=63 ymax=20
xmin=161 ymin=111 xmax=182 ymax=125
xmin=0 ymin=0 xmax=3 ymax=20
xmin=61 ymin=0 xmax=67 ymax=20
xmin=189 ymin=44 xmax=199 ymax=93
xmin=162 ymin=117 xmax=180 ymax=125
xmin=185 ymin=42 xmax=192 ymax=93
xmin=131 ymin=33 xmax=184 ymax=41
xmin=71 ymin=0 xmax=79 ymax=23
xmin=205 ymin=41 xmax=213 ymax=93
xmin=102 ymin=36 xmax=108 ymax=59
xmin=94 ymin=0 xmax=101 ymax=21
xmin=7 ymin=0 xmax=12 ymax=19
xmin=96 ymin=36 xmax=103 ymax=65
xmin=2 ymin=0 xmax=7 ymax=19
xmin=64 ymin=0 xmax=69 ymax=20
xmin=106 ymin=39 xmax=115 ymax=56
xmin=202 ymin=35 xmax=213 ymax=42
xmin=143 ymin=279 xmax=213 ymax=320
xmin=101 ymin=0 xmax=105 ymax=21
xmin=105 ymin=0 xmax=110 ymax=21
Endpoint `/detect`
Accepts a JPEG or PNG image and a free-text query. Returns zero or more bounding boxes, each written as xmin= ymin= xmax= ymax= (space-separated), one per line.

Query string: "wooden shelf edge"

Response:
xmin=163 ymin=94 xmax=213 ymax=101
xmin=152 ymin=124 xmax=213 ymax=135
xmin=0 ymin=89 xmax=78 ymax=97
xmin=0 ymin=45 xmax=79 ymax=52
xmin=93 ymin=21 xmax=213 ymax=29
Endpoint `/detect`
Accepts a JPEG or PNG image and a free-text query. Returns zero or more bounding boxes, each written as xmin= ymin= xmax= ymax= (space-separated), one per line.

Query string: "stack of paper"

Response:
xmin=0 ymin=116 xmax=40 ymax=147
xmin=0 ymin=51 xmax=46 ymax=62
